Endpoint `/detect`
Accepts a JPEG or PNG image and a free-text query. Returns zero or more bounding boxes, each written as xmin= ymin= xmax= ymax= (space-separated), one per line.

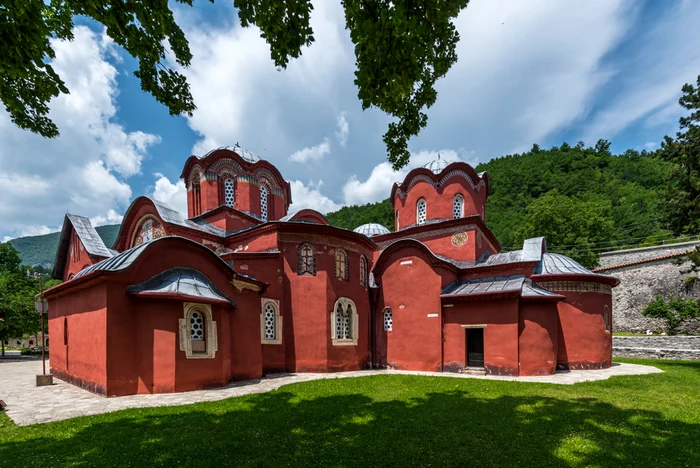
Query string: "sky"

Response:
xmin=1 ymin=0 xmax=700 ymax=242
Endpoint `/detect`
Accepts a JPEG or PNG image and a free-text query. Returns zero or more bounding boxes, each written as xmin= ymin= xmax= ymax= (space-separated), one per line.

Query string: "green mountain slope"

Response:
xmin=324 ymin=143 xmax=673 ymax=264
xmin=8 ymin=224 xmax=121 ymax=268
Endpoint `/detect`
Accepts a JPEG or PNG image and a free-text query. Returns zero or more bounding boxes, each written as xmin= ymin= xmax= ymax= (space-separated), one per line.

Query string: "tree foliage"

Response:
xmin=642 ymin=296 xmax=700 ymax=335
xmin=659 ymin=75 xmax=700 ymax=235
xmin=0 ymin=0 xmax=197 ymax=138
xmin=512 ymin=191 xmax=615 ymax=268
xmin=475 ymin=141 xmax=672 ymax=266
xmin=0 ymin=243 xmax=41 ymax=355
xmin=1 ymin=0 xmax=471 ymax=169
xmin=326 ymin=199 xmax=394 ymax=232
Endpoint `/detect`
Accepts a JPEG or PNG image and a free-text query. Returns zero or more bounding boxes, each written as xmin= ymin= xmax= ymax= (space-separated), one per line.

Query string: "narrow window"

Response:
xmin=63 ymin=317 xmax=68 ymax=345
xmin=604 ymin=306 xmax=611 ymax=332
xmin=360 ymin=255 xmax=368 ymax=286
xmin=335 ymin=302 xmax=345 ymax=340
xmin=417 ymin=198 xmax=427 ymax=225
xmin=383 ymin=308 xmax=393 ymax=331
xmin=396 ymin=210 xmax=400 ymax=231
xmin=264 ymin=302 xmax=276 ymax=340
xmin=260 ymin=185 xmax=269 ymax=221
xmin=190 ymin=310 xmax=206 ymax=353
xmin=343 ymin=304 xmax=352 ymax=339
xmin=453 ymin=194 xmax=464 ymax=219
xmin=297 ymin=242 xmax=316 ymax=276
xmin=335 ymin=249 xmax=349 ymax=281
xmin=224 ymin=178 xmax=235 ymax=208
xmin=193 ymin=181 xmax=201 ymax=216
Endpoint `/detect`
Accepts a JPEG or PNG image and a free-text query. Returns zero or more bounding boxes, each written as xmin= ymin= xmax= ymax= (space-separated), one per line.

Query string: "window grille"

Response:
xmin=383 ymin=308 xmax=393 ymax=331
xmin=360 ymin=255 xmax=368 ymax=286
xmin=297 ymin=243 xmax=316 ymax=276
xmin=224 ymin=178 xmax=235 ymax=207
xmin=264 ymin=302 xmax=276 ymax=340
xmin=260 ymin=185 xmax=269 ymax=221
xmin=190 ymin=311 xmax=204 ymax=340
xmin=335 ymin=302 xmax=352 ymax=339
xmin=335 ymin=249 xmax=349 ymax=281
xmin=417 ymin=199 xmax=427 ymax=225
xmin=453 ymin=194 xmax=464 ymax=219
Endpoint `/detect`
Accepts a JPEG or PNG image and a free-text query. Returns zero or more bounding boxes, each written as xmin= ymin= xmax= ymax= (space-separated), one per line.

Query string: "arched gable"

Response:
xmin=372 ymin=239 xmax=459 ymax=280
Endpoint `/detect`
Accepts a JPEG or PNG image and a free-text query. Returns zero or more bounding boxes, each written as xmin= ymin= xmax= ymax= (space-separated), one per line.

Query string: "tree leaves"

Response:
xmin=1 ymin=0 xmax=470 ymax=169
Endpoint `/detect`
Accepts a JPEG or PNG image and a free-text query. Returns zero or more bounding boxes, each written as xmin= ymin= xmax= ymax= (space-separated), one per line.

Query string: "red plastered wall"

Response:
xmin=48 ymin=282 xmax=108 ymax=394
xmin=375 ymin=253 xmax=448 ymax=372
xmin=443 ymin=298 xmax=520 ymax=376
xmin=556 ymin=290 xmax=612 ymax=370
xmin=518 ymin=301 xmax=559 ymax=376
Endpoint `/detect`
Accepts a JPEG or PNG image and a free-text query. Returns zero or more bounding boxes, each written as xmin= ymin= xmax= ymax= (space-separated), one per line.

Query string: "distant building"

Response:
xmin=46 ymin=147 xmax=618 ymax=396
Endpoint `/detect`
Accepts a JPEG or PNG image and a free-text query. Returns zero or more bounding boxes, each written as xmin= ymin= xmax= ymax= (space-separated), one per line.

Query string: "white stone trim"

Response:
xmin=331 ymin=297 xmax=359 ymax=346
xmin=261 ymin=298 xmax=283 ymax=345
xmin=179 ymin=302 xmax=218 ymax=359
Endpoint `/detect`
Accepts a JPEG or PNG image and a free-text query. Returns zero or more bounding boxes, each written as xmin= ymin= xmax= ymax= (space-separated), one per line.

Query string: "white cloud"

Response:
xmin=644 ymin=142 xmax=657 ymax=150
xmin=0 ymin=26 xmax=159 ymax=239
xmin=342 ymin=149 xmax=466 ymax=206
xmin=289 ymin=138 xmax=331 ymax=163
xmin=151 ymin=173 xmax=188 ymax=216
xmin=336 ymin=111 xmax=349 ymax=147
xmin=90 ymin=209 xmax=124 ymax=227
xmin=289 ymin=180 xmax=341 ymax=214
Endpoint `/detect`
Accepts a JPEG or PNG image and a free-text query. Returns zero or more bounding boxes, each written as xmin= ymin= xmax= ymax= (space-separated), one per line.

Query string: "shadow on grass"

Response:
xmin=1 ymin=383 xmax=698 ymax=467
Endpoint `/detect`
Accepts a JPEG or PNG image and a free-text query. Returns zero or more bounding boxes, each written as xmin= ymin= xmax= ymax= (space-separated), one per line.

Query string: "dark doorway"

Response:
xmin=466 ymin=328 xmax=484 ymax=368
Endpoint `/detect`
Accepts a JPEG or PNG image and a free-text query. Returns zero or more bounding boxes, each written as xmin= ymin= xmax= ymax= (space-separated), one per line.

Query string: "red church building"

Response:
xmin=45 ymin=147 xmax=618 ymax=396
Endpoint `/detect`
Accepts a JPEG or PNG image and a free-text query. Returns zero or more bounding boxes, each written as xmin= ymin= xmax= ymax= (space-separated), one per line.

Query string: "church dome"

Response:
xmin=353 ymin=223 xmax=391 ymax=237
xmin=422 ymin=155 xmax=454 ymax=174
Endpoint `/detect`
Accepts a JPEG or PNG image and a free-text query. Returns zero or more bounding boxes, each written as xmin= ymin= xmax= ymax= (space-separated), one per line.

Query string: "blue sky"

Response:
xmin=1 ymin=0 xmax=699 ymax=241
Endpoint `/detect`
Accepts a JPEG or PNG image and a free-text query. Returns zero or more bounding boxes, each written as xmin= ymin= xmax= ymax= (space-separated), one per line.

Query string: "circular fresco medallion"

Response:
xmin=451 ymin=231 xmax=468 ymax=247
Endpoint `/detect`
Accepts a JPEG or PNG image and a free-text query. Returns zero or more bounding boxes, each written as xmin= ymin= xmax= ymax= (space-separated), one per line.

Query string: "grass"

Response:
xmin=1 ymin=358 xmax=699 ymax=467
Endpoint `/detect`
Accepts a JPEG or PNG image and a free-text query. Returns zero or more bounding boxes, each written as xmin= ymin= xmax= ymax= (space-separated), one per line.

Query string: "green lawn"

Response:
xmin=1 ymin=358 xmax=698 ymax=467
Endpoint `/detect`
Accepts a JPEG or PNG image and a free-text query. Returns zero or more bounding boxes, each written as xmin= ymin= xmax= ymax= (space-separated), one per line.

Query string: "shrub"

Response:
xmin=642 ymin=295 xmax=700 ymax=334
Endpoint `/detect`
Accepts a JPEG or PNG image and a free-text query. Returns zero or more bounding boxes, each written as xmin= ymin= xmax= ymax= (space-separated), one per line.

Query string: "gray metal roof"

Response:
xmin=127 ymin=267 xmax=235 ymax=305
xmin=354 ymin=223 xmax=391 ymax=237
xmin=422 ymin=157 xmax=454 ymax=174
xmin=74 ymin=241 xmax=151 ymax=279
xmin=535 ymin=253 xmax=592 ymax=275
xmin=67 ymin=214 xmax=113 ymax=258
xmin=441 ymin=274 xmax=562 ymax=300
xmin=442 ymin=275 xmax=526 ymax=296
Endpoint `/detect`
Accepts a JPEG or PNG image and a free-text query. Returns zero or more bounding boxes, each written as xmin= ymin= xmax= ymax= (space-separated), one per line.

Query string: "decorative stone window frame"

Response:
xmin=453 ymin=194 xmax=464 ymax=219
xmin=335 ymin=248 xmax=350 ymax=281
xmin=179 ymin=302 xmax=218 ymax=359
xmin=417 ymin=198 xmax=427 ymax=225
xmin=360 ymin=255 xmax=368 ymax=287
xmin=331 ymin=297 xmax=359 ymax=346
xmin=297 ymin=242 xmax=317 ymax=276
xmin=261 ymin=298 xmax=283 ymax=344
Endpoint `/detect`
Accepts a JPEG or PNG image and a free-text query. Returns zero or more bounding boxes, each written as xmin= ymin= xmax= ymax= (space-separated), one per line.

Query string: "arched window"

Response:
xmin=297 ymin=242 xmax=316 ymax=276
xmin=383 ymin=308 xmax=393 ymax=331
xmin=331 ymin=298 xmax=358 ymax=345
xmin=260 ymin=185 xmax=269 ymax=221
xmin=224 ymin=178 xmax=235 ymax=208
xmin=360 ymin=255 xmax=368 ymax=286
xmin=261 ymin=299 xmax=282 ymax=344
xmin=453 ymin=194 xmax=464 ymax=219
xmin=180 ymin=303 xmax=218 ymax=359
xmin=417 ymin=198 xmax=427 ymax=225
xmin=335 ymin=248 xmax=349 ymax=281
xmin=192 ymin=180 xmax=202 ymax=216
xmin=604 ymin=305 xmax=611 ymax=332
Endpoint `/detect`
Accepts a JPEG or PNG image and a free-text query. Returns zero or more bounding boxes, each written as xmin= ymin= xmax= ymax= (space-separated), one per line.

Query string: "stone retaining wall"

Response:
xmin=596 ymin=242 xmax=700 ymax=334
xmin=613 ymin=336 xmax=700 ymax=360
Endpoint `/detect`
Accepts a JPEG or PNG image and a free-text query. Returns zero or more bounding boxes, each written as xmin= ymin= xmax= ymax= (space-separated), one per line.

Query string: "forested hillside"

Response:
xmin=5 ymin=142 xmax=674 ymax=269
xmin=326 ymin=142 xmax=673 ymax=267
xmin=8 ymin=224 xmax=120 ymax=269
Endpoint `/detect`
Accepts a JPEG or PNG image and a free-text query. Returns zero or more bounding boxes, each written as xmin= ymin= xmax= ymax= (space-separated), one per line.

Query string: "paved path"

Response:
xmin=0 ymin=360 xmax=662 ymax=427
